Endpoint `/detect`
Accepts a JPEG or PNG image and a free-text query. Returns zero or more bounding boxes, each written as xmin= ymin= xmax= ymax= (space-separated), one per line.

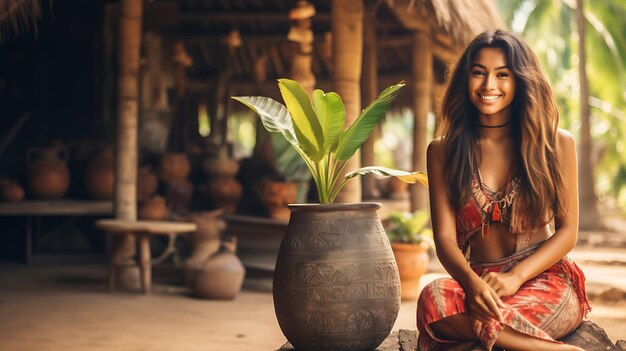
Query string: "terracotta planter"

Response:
xmin=84 ymin=147 xmax=115 ymax=199
xmin=26 ymin=146 xmax=70 ymax=199
xmin=391 ymin=242 xmax=430 ymax=301
xmin=258 ymin=180 xmax=297 ymax=220
xmin=273 ymin=203 xmax=400 ymax=351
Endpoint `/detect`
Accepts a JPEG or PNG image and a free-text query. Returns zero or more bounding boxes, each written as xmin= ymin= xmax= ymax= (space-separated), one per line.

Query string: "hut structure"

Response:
xmin=0 ymin=0 xmax=503 ymax=272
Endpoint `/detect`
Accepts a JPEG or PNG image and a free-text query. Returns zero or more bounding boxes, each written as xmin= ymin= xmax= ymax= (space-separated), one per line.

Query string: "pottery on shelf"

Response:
xmin=158 ymin=152 xmax=190 ymax=183
xmin=137 ymin=166 xmax=158 ymax=200
xmin=26 ymin=146 xmax=70 ymax=199
xmin=0 ymin=178 xmax=25 ymax=202
xmin=84 ymin=147 xmax=115 ymax=199
xmin=138 ymin=196 xmax=168 ymax=220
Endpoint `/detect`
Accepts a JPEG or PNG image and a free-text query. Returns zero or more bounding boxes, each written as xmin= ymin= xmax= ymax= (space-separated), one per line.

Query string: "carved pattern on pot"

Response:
xmin=306 ymin=313 xmax=330 ymax=334
xmin=345 ymin=310 xmax=374 ymax=333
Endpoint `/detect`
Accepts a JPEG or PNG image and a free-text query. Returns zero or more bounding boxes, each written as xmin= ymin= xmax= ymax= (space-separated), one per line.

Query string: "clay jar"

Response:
xmin=190 ymin=239 xmax=245 ymax=300
xmin=182 ymin=210 xmax=225 ymax=285
xmin=27 ymin=146 xmax=70 ymax=199
xmin=137 ymin=166 xmax=158 ymax=200
xmin=84 ymin=147 xmax=115 ymax=199
xmin=138 ymin=196 xmax=168 ymax=220
xmin=159 ymin=152 xmax=190 ymax=183
xmin=257 ymin=180 xmax=297 ymax=221
xmin=204 ymin=154 xmax=242 ymax=213
xmin=0 ymin=178 xmax=25 ymax=202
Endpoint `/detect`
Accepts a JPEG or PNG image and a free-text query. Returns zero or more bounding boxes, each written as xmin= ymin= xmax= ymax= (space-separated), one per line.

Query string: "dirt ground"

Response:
xmin=1 ymin=241 xmax=626 ymax=351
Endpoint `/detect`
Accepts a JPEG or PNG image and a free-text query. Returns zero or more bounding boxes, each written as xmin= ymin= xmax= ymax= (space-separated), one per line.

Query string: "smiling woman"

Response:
xmin=416 ymin=30 xmax=590 ymax=351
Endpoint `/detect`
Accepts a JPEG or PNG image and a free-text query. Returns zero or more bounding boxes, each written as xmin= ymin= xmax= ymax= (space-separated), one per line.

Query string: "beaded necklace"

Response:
xmin=476 ymin=162 xmax=514 ymax=238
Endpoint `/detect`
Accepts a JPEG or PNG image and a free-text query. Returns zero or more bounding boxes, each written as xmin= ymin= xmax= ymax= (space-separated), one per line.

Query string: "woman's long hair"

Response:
xmin=439 ymin=30 xmax=567 ymax=233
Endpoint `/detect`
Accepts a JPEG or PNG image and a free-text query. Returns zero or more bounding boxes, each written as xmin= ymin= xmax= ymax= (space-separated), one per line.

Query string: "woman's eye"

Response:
xmin=497 ymin=72 xmax=510 ymax=78
xmin=472 ymin=70 xmax=485 ymax=76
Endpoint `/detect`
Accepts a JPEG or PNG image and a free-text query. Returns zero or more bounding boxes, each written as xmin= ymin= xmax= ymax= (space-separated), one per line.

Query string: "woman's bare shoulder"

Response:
xmin=427 ymin=137 xmax=444 ymax=156
xmin=556 ymin=128 xmax=576 ymax=153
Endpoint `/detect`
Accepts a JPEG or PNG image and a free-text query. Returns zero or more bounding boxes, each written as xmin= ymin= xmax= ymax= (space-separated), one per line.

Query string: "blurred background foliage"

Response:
xmin=497 ymin=0 xmax=626 ymax=213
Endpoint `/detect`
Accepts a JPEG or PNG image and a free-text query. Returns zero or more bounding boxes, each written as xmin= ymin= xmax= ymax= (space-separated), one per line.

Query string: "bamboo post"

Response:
xmin=361 ymin=2 xmax=379 ymax=199
xmin=410 ymin=30 xmax=432 ymax=212
xmin=111 ymin=0 xmax=143 ymax=286
xmin=332 ymin=0 xmax=363 ymax=203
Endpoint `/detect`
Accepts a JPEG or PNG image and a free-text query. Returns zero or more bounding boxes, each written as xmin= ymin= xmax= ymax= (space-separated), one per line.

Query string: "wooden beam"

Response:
xmin=333 ymin=0 xmax=363 ymax=203
xmin=180 ymin=11 xmax=330 ymax=23
xmin=410 ymin=31 xmax=432 ymax=212
xmin=361 ymin=2 xmax=380 ymax=199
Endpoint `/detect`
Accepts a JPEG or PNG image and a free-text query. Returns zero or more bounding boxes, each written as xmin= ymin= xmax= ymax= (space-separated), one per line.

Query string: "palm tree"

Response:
xmin=499 ymin=0 xmax=626 ymax=230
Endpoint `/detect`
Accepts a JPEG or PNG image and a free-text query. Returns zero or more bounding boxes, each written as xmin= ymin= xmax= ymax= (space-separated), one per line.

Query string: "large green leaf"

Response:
xmin=345 ymin=166 xmax=428 ymax=187
xmin=271 ymin=132 xmax=311 ymax=182
xmin=312 ymin=89 xmax=345 ymax=153
xmin=231 ymin=96 xmax=298 ymax=146
xmin=336 ymin=82 xmax=405 ymax=160
xmin=277 ymin=79 xmax=324 ymax=162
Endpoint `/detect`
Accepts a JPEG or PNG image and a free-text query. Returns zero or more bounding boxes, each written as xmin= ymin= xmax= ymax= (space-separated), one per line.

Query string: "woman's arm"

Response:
xmin=484 ymin=129 xmax=579 ymax=296
xmin=427 ymin=139 xmax=504 ymax=322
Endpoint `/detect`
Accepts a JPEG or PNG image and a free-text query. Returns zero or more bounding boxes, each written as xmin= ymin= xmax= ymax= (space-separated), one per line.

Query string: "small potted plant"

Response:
xmin=385 ymin=210 xmax=433 ymax=301
xmin=233 ymin=79 xmax=427 ymax=351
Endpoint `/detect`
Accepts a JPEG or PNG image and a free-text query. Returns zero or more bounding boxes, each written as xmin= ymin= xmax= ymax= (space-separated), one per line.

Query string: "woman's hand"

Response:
xmin=482 ymin=271 xmax=524 ymax=297
xmin=465 ymin=277 xmax=506 ymax=324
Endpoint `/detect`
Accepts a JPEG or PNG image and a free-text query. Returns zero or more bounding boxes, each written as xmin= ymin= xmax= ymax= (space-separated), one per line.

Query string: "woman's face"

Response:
xmin=467 ymin=47 xmax=516 ymax=119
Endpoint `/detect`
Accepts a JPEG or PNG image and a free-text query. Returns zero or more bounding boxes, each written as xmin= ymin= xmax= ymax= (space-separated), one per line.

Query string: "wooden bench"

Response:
xmin=0 ymin=200 xmax=113 ymax=263
xmin=95 ymin=219 xmax=197 ymax=294
xmin=277 ymin=321 xmax=625 ymax=350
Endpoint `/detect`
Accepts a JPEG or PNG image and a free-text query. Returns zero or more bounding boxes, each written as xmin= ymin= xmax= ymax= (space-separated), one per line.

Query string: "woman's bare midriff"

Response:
xmin=468 ymin=224 xmax=552 ymax=262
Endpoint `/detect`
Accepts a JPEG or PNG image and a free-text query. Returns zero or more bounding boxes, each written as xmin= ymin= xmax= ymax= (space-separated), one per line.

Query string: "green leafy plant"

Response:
xmin=386 ymin=210 xmax=434 ymax=247
xmin=232 ymin=79 xmax=427 ymax=204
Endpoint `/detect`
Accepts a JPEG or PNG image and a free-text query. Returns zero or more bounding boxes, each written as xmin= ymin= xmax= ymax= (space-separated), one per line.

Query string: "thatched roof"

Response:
xmin=386 ymin=0 xmax=506 ymax=47
xmin=137 ymin=0 xmax=505 ymax=99
xmin=0 ymin=0 xmax=40 ymax=40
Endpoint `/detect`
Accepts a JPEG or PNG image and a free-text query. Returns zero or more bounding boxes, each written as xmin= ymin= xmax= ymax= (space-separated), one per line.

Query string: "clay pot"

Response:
xmin=385 ymin=177 xmax=409 ymax=199
xmin=391 ymin=242 xmax=430 ymax=301
xmin=158 ymin=152 xmax=190 ymax=183
xmin=84 ymin=147 xmax=115 ymax=199
xmin=190 ymin=238 xmax=246 ymax=300
xmin=27 ymin=146 xmax=70 ymax=199
xmin=258 ymin=180 xmax=297 ymax=220
xmin=208 ymin=177 xmax=242 ymax=213
xmin=137 ymin=166 xmax=158 ymax=200
xmin=165 ymin=179 xmax=193 ymax=213
xmin=182 ymin=210 xmax=225 ymax=285
xmin=273 ymin=203 xmax=400 ymax=351
xmin=138 ymin=196 xmax=168 ymax=220
xmin=0 ymin=178 xmax=25 ymax=202
xmin=203 ymin=156 xmax=239 ymax=177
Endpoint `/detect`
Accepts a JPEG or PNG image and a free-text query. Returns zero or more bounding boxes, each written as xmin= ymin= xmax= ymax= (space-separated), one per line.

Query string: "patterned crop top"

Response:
xmin=455 ymin=174 xmax=522 ymax=255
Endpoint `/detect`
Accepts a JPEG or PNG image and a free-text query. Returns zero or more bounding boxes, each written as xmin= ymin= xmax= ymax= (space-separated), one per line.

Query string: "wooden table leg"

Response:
xmin=138 ymin=234 xmax=151 ymax=294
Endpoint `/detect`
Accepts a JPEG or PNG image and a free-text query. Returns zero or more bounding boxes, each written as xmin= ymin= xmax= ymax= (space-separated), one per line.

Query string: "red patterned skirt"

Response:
xmin=416 ymin=245 xmax=591 ymax=351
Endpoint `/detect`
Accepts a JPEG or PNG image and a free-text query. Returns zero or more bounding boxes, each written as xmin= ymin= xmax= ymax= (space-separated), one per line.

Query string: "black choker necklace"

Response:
xmin=480 ymin=120 xmax=511 ymax=128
